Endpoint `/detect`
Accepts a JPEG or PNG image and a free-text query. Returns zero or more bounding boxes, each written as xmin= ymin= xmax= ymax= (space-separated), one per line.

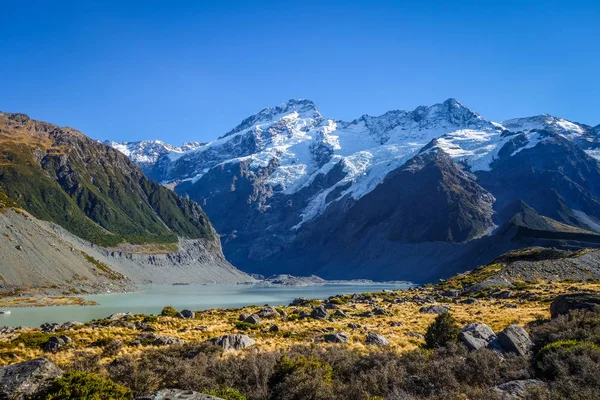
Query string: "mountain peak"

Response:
xmin=220 ymin=99 xmax=322 ymax=139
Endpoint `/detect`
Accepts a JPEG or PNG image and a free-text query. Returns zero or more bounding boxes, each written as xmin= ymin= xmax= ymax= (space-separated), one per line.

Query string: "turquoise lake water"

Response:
xmin=0 ymin=283 xmax=413 ymax=327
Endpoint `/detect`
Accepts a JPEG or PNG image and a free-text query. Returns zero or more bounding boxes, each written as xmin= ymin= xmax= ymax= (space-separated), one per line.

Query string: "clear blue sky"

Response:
xmin=1 ymin=0 xmax=598 ymax=144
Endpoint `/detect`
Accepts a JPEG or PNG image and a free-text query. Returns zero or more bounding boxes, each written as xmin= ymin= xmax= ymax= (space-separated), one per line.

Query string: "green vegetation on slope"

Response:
xmin=0 ymin=112 xmax=214 ymax=247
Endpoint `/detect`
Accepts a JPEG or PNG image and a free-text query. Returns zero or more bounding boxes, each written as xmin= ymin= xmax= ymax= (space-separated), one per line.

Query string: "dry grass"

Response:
xmin=0 ymin=296 xmax=97 ymax=308
xmin=1 ymin=280 xmax=597 ymax=369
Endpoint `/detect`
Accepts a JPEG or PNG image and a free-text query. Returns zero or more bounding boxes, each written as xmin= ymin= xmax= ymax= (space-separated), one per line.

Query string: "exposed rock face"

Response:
xmin=459 ymin=323 xmax=499 ymax=351
xmin=490 ymin=379 xmax=546 ymax=399
xmin=497 ymin=325 xmax=534 ymax=356
xmin=209 ymin=334 xmax=255 ymax=351
xmin=550 ymin=293 xmax=600 ymax=318
xmin=365 ymin=333 xmax=390 ymax=346
xmin=136 ymin=388 xmax=225 ymax=400
xmin=0 ymin=358 xmax=63 ymax=399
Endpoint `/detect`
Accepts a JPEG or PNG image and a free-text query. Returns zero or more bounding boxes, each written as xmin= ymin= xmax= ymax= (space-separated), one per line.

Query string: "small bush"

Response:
xmin=12 ymin=331 xmax=52 ymax=349
xmin=235 ymin=322 xmax=260 ymax=331
xmin=424 ymin=312 xmax=460 ymax=349
xmin=35 ymin=371 xmax=132 ymax=399
xmin=202 ymin=387 xmax=246 ymax=400
xmin=142 ymin=315 xmax=158 ymax=323
xmin=160 ymin=306 xmax=178 ymax=317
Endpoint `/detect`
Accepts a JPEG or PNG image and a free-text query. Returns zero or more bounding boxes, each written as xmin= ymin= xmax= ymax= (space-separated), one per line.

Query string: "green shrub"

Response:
xmin=160 ymin=306 xmax=178 ymax=317
xmin=142 ymin=315 xmax=158 ymax=323
xmin=35 ymin=371 xmax=132 ymax=399
xmin=202 ymin=387 xmax=246 ymax=400
xmin=424 ymin=312 xmax=460 ymax=349
xmin=235 ymin=321 xmax=260 ymax=331
xmin=269 ymin=355 xmax=334 ymax=400
xmin=12 ymin=331 xmax=52 ymax=349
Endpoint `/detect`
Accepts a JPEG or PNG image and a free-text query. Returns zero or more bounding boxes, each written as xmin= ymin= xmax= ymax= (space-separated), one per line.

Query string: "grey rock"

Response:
xmin=494 ymin=290 xmax=512 ymax=299
xmin=0 ymin=358 xmax=63 ymax=399
xmin=497 ymin=325 xmax=533 ymax=356
xmin=153 ymin=336 xmax=184 ymax=346
xmin=136 ymin=388 xmax=225 ymax=399
xmin=389 ymin=321 xmax=403 ymax=327
xmin=419 ymin=305 xmax=449 ymax=314
xmin=406 ymin=332 xmax=425 ymax=339
xmin=244 ymin=314 xmax=262 ymax=325
xmin=238 ymin=313 xmax=249 ymax=321
xmin=209 ymin=334 xmax=255 ymax=351
xmin=348 ymin=323 xmax=361 ymax=330
xmin=323 ymin=303 xmax=338 ymax=310
xmin=324 ymin=332 xmax=349 ymax=343
xmin=43 ymin=336 xmax=66 ymax=353
xmin=459 ymin=323 xmax=498 ymax=351
xmin=269 ymin=325 xmax=279 ymax=332
xmin=373 ymin=307 xmax=390 ymax=316
xmin=366 ymin=333 xmax=390 ymax=346
xmin=291 ymin=297 xmax=309 ymax=306
xmin=443 ymin=289 xmax=461 ymax=298
xmin=359 ymin=311 xmax=375 ymax=318
xmin=490 ymin=379 xmax=546 ymax=399
xmin=310 ymin=306 xmax=329 ymax=320
xmin=107 ymin=312 xmax=132 ymax=321
xmin=550 ymin=293 xmax=600 ymax=318
xmin=257 ymin=306 xmax=279 ymax=318
xmin=180 ymin=310 xmax=195 ymax=319
xmin=461 ymin=298 xmax=479 ymax=305
xmin=334 ymin=309 xmax=347 ymax=318
xmin=40 ymin=322 xmax=60 ymax=333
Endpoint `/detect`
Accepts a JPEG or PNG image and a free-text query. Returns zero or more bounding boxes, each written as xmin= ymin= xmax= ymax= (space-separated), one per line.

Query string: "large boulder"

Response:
xmin=257 ymin=306 xmax=279 ymax=318
xmin=324 ymin=333 xmax=349 ymax=343
xmin=490 ymin=379 xmax=546 ymax=399
xmin=497 ymin=325 xmax=533 ymax=356
xmin=136 ymin=388 xmax=225 ymax=399
xmin=365 ymin=333 xmax=390 ymax=346
xmin=244 ymin=314 xmax=262 ymax=325
xmin=459 ymin=323 xmax=499 ymax=351
xmin=311 ymin=306 xmax=329 ymax=320
xmin=209 ymin=334 xmax=255 ymax=351
xmin=179 ymin=310 xmax=195 ymax=319
xmin=0 ymin=358 xmax=63 ymax=399
xmin=550 ymin=293 xmax=600 ymax=318
xmin=419 ymin=305 xmax=449 ymax=314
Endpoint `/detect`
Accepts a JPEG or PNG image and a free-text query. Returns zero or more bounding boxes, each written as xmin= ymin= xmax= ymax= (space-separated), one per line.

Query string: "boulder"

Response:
xmin=323 ymin=303 xmax=338 ymax=310
xmin=348 ymin=323 xmax=361 ymax=330
xmin=461 ymin=298 xmax=479 ymax=305
xmin=153 ymin=336 xmax=184 ymax=346
xmin=310 ymin=306 xmax=329 ymax=320
xmin=497 ymin=325 xmax=533 ymax=356
xmin=406 ymin=332 xmax=425 ymax=339
xmin=238 ymin=313 xmax=249 ymax=321
xmin=365 ymin=333 xmax=390 ymax=346
xmin=373 ymin=307 xmax=391 ymax=316
xmin=43 ymin=336 xmax=67 ymax=353
xmin=209 ymin=334 xmax=255 ymax=351
xmin=419 ymin=305 xmax=449 ymax=314
xmin=257 ymin=306 xmax=279 ymax=318
xmin=136 ymin=388 xmax=225 ymax=399
xmin=0 ymin=358 xmax=63 ymax=399
xmin=550 ymin=293 xmax=600 ymax=318
xmin=107 ymin=312 xmax=131 ymax=321
xmin=490 ymin=379 xmax=546 ymax=399
xmin=290 ymin=297 xmax=309 ymax=306
xmin=40 ymin=323 xmax=60 ymax=333
xmin=324 ymin=332 xmax=349 ymax=343
xmin=459 ymin=323 xmax=498 ymax=351
xmin=180 ymin=310 xmax=195 ymax=319
xmin=359 ymin=311 xmax=375 ymax=318
xmin=269 ymin=325 xmax=279 ymax=333
xmin=244 ymin=314 xmax=262 ymax=325
xmin=443 ymin=289 xmax=461 ymax=298
xmin=334 ymin=309 xmax=347 ymax=318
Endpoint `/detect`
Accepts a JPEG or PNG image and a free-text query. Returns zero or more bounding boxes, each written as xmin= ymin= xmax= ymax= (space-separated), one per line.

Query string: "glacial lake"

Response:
xmin=0 ymin=283 xmax=413 ymax=327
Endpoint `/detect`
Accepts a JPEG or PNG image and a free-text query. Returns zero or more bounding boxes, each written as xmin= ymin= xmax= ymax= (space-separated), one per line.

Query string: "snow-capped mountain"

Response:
xmin=111 ymin=99 xmax=600 ymax=282
xmin=104 ymin=140 xmax=203 ymax=170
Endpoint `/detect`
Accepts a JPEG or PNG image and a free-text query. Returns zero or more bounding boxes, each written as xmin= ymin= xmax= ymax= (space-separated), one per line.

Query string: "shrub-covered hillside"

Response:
xmin=0 ymin=112 xmax=215 ymax=247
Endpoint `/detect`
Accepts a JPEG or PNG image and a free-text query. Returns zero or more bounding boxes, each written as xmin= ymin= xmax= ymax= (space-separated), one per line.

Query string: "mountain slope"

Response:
xmin=0 ymin=111 xmax=252 ymax=291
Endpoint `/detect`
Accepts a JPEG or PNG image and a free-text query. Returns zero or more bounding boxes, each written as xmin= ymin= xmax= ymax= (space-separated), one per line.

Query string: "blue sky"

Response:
xmin=1 ymin=0 xmax=598 ymax=144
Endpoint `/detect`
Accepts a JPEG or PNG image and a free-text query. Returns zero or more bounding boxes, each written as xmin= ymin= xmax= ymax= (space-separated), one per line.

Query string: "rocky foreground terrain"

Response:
xmin=0 ymin=247 xmax=598 ymax=399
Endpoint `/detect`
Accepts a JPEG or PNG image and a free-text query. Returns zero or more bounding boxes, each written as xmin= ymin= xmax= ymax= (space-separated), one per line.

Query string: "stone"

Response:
xmin=324 ymin=332 xmax=349 ymax=343
xmin=136 ymin=388 xmax=225 ymax=399
xmin=443 ymin=289 xmax=461 ymax=298
xmin=497 ymin=325 xmax=533 ymax=356
xmin=59 ymin=321 xmax=83 ymax=330
xmin=490 ymin=379 xmax=546 ymax=399
xmin=550 ymin=293 xmax=600 ymax=318
xmin=459 ymin=323 xmax=498 ymax=351
xmin=366 ymin=333 xmax=390 ymax=346
xmin=238 ymin=313 xmax=249 ymax=321
xmin=348 ymin=323 xmax=361 ymax=330
xmin=334 ymin=309 xmax=347 ymax=318
xmin=461 ymin=298 xmax=479 ymax=305
xmin=310 ymin=306 xmax=329 ymax=320
xmin=389 ymin=321 xmax=403 ymax=327
xmin=290 ymin=297 xmax=309 ymax=306
xmin=209 ymin=334 xmax=255 ymax=351
xmin=406 ymin=332 xmax=425 ymax=339
xmin=373 ymin=307 xmax=391 ymax=316
xmin=269 ymin=325 xmax=279 ymax=333
xmin=40 ymin=323 xmax=60 ymax=333
xmin=359 ymin=311 xmax=375 ymax=318
xmin=180 ymin=310 xmax=195 ymax=319
xmin=153 ymin=336 xmax=184 ymax=346
xmin=0 ymin=358 xmax=63 ymax=399
xmin=244 ymin=314 xmax=262 ymax=325
xmin=494 ymin=290 xmax=512 ymax=299
xmin=257 ymin=306 xmax=279 ymax=318
xmin=107 ymin=312 xmax=131 ymax=321
xmin=43 ymin=336 xmax=66 ymax=353
xmin=419 ymin=305 xmax=449 ymax=314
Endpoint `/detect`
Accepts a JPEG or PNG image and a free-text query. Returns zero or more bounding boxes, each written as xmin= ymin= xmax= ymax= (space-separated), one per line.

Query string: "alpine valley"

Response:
xmin=105 ymin=99 xmax=600 ymax=283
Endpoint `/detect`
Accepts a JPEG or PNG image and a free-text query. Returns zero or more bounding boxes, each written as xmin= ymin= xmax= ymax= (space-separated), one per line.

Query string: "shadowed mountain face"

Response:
xmin=103 ymin=100 xmax=600 ymax=282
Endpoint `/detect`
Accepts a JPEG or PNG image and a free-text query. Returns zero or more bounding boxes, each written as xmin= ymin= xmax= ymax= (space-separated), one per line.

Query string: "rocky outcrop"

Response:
xmin=0 ymin=358 xmax=63 ymax=399
xmin=459 ymin=323 xmax=499 ymax=351
xmin=497 ymin=325 xmax=534 ymax=356
xmin=365 ymin=333 xmax=390 ymax=346
xmin=209 ymin=334 xmax=255 ymax=351
xmin=490 ymin=379 xmax=546 ymax=399
xmin=550 ymin=293 xmax=600 ymax=318
xmin=419 ymin=305 xmax=449 ymax=314
xmin=324 ymin=333 xmax=349 ymax=343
